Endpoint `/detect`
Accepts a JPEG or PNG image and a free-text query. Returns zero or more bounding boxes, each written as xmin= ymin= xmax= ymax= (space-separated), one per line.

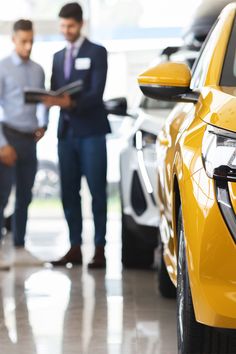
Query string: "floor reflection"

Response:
xmin=0 ymin=216 xmax=177 ymax=354
xmin=25 ymin=270 xmax=71 ymax=354
xmin=1 ymin=271 xmax=17 ymax=345
xmin=81 ymin=272 xmax=95 ymax=353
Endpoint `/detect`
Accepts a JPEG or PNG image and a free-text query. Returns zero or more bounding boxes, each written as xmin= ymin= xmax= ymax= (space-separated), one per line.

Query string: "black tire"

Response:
xmin=177 ymin=207 xmax=204 ymax=354
xmin=121 ymin=213 xmax=155 ymax=269
xmin=177 ymin=207 xmax=236 ymax=354
xmin=158 ymin=244 xmax=176 ymax=298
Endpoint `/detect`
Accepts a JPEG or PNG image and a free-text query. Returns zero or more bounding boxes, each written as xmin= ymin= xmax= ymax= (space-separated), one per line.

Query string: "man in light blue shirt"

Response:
xmin=0 ymin=19 xmax=48 ymax=267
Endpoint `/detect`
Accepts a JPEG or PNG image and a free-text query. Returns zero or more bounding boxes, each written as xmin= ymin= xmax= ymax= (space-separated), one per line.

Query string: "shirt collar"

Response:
xmin=66 ymin=36 xmax=85 ymax=54
xmin=11 ymin=51 xmax=30 ymax=66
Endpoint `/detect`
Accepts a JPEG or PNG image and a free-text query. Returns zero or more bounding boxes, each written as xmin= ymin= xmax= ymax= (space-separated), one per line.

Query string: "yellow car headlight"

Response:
xmin=202 ymin=126 xmax=236 ymax=181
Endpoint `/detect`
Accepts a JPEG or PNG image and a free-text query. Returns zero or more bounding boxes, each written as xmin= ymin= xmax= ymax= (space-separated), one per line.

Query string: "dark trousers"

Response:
xmin=58 ymin=132 xmax=107 ymax=247
xmin=0 ymin=129 xmax=37 ymax=246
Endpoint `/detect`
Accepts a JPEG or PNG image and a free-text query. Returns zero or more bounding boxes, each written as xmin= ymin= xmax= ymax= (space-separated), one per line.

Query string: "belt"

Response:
xmin=2 ymin=124 xmax=35 ymax=139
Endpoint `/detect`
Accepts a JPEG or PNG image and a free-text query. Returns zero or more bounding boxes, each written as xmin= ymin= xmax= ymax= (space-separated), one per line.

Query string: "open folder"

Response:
xmin=24 ymin=79 xmax=83 ymax=104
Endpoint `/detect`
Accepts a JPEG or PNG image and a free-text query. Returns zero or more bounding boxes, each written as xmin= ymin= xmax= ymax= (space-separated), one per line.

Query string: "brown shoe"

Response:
xmin=51 ymin=245 xmax=82 ymax=266
xmin=88 ymin=246 xmax=106 ymax=269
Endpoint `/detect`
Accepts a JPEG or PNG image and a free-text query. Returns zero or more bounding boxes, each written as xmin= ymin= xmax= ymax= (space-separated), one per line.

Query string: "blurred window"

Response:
xmin=0 ymin=0 xmax=88 ymax=20
xmin=191 ymin=19 xmax=220 ymax=89
xmin=89 ymin=0 xmax=198 ymax=41
xmin=220 ymin=15 xmax=236 ymax=86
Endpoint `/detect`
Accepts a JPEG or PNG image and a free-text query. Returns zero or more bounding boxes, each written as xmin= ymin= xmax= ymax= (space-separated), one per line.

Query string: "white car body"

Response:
xmin=118 ymin=94 xmax=175 ymax=268
xmin=120 ymin=95 xmax=174 ymax=228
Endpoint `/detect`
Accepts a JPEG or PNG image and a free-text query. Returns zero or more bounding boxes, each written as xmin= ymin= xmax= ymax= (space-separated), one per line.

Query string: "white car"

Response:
xmin=112 ymin=94 xmax=175 ymax=268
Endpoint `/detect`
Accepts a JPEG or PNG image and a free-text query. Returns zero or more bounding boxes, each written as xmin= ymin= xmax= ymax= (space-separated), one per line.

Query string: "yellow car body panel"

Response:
xmin=153 ymin=4 xmax=236 ymax=329
xmin=159 ymin=99 xmax=236 ymax=328
xmin=182 ymin=168 xmax=236 ymax=328
xmin=199 ymin=86 xmax=236 ymax=132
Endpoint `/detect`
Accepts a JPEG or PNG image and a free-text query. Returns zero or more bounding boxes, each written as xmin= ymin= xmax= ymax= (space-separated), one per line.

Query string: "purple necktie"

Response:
xmin=64 ymin=44 xmax=74 ymax=80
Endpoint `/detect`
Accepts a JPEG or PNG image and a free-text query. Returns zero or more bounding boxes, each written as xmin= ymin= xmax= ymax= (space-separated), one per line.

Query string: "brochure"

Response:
xmin=24 ymin=80 xmax=83 ymax=104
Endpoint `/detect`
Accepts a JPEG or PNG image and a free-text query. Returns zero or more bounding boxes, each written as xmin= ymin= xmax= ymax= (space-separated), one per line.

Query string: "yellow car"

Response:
xmin=138 ymin=3 xmax=236 ymax=354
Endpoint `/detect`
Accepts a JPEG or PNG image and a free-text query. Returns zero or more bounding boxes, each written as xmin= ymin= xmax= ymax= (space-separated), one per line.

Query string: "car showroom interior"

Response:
xmin=0 ymin=0 xmax=236 ymax=353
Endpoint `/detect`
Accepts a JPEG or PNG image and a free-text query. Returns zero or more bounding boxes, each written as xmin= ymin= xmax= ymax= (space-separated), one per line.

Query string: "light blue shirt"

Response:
xmin=0 ymin=51 xmax=48 ymax=148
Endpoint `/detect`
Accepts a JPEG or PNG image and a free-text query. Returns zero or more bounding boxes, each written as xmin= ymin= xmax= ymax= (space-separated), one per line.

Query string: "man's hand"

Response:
xmin=0 ymin=145 xmax=17 ymax=166
xmin=43 ymin=94 xmax=73 ymax=109
xmin=35 ymin=127 xmax=46 ymax=142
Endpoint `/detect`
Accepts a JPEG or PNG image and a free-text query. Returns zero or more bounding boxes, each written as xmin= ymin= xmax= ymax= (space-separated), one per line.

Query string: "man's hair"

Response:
xmin=59 ymin=2 xmax=83 ymax=22
xmin=13 ymin=19 xmax=33 ymax=32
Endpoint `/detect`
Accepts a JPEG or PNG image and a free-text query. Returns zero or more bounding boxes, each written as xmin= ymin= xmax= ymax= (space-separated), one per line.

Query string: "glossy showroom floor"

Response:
xmin=0 ymin=204 xmax=177 ymax=354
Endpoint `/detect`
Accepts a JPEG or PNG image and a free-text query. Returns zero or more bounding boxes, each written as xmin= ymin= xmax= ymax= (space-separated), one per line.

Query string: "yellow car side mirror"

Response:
xmin=138 ymin=62 xmax=198 ymax=103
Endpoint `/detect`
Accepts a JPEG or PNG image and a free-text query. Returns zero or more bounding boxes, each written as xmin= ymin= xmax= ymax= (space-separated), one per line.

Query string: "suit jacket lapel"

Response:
xmin=76 ymin=38 xmax=89 ymax=58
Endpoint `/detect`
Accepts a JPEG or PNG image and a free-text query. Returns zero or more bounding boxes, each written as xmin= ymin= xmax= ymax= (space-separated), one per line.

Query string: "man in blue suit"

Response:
xmin=44 ymin=2 xmax=110 ymax=268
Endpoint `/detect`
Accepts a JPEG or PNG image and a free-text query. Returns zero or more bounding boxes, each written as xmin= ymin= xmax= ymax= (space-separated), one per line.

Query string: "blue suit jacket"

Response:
xmin=51 ymin=38 xmax=111 ymax=139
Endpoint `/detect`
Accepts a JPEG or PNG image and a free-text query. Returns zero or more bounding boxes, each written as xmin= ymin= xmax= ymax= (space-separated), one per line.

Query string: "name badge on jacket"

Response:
xmin=75 ymin=58 xmax=91 ymax=70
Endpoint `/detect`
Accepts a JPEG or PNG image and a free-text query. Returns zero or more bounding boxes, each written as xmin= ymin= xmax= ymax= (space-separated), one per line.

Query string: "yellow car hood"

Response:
xmin=199 ymin=86 xmax=236 ymax=133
